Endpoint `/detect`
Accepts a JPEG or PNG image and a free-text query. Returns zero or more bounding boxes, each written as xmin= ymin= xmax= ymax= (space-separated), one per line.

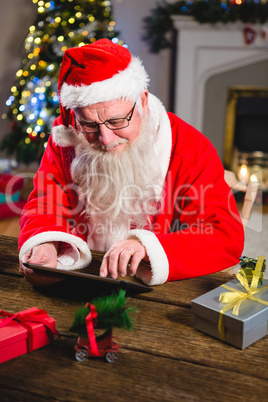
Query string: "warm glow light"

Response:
xmin=238 ymin=164 xmax=249 ymax=182
xmin=240 ymin=165 xmax=248 ymax=176
xmin=16 ymin=70 xmax=23 ymax=77
xmin=250 ymin=174 xmax=258 ymax=183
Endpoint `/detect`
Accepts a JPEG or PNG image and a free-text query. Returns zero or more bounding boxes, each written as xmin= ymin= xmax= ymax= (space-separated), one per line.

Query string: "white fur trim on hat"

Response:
xmin=128 ymin=229 xmax=169 ymax=286
xmin=52 ymin=125 xmax=77 ymax=147
xmin=60 ymin=57 xmax=149 ymax=109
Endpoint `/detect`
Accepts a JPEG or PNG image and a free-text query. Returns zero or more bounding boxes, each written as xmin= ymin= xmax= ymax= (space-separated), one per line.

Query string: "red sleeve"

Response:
xmin=155 ymin=114 xmax=244 ymax=281
xmin=18 ymin=135 xmax=84 ymax=250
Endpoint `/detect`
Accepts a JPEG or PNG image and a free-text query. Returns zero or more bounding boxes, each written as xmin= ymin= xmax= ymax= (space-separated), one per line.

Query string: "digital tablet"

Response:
xmin=23 ymin=262 xmax=153 ymax=294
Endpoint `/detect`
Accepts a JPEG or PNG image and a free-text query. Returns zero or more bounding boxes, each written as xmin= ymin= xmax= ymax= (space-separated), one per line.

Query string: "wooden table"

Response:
xmin=0 ymin=235 xmax=267 ymax=401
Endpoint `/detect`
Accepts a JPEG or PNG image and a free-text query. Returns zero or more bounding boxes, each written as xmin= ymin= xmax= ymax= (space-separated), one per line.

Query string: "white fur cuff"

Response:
xmin=128 ymin=229 xmax=169 ymax=286
xmin=19 ymin=231 xmax=92 ymax=270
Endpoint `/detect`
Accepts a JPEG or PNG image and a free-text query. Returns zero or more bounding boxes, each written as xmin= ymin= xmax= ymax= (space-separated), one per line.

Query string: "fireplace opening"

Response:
xmin=224 ymin=86 xmax=268 ymax=189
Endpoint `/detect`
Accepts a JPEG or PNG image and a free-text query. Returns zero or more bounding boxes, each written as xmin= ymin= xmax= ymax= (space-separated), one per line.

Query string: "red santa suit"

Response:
xmin=19 ymin=93 xmax=244 ymax=286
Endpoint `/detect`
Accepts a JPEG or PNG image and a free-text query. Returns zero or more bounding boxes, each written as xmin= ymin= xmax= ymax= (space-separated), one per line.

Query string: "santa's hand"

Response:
xmin=19 ymin=242 xmax=63 ymax=287
xmin=99 ymin=239 xmax=149 ymax=279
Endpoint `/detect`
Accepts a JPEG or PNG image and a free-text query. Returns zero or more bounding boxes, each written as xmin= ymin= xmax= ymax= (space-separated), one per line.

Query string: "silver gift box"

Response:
xmin=191 ymin=278 xmax=268 ymax=349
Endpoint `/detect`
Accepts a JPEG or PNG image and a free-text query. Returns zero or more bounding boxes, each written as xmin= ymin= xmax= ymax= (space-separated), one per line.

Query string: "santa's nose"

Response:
xmin=98 ymin=124 xmax=118 ymax=146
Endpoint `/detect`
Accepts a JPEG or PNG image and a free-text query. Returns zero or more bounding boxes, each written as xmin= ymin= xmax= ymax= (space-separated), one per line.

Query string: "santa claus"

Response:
xmin=19 ymin=39 xmax=244 ymax=287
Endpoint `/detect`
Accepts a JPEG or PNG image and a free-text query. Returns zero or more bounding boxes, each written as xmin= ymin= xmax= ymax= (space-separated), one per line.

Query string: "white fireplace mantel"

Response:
xmin=172 ymin=16 xmax=268 ymax=132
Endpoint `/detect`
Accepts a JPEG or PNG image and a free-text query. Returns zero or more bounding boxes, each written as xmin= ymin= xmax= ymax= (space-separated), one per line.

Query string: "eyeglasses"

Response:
xmin=74 ymin=102 xmax=136 ymax=135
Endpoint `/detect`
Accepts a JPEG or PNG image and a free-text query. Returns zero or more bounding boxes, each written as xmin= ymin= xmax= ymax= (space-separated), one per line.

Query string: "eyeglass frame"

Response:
xmin=74 ymin=102 xmax=137 ymax=135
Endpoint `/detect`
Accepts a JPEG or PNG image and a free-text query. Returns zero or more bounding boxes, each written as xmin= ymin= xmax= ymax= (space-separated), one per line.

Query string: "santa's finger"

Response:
xmin=128 ymin=251 xmax=143 ymax=277
xmin=21 ymin=249 xmax=33 ymax=263
xmin=99 ymin=255 xmax=109 ymax=277
xmin=107 ymin=247 xmax=123 ymax=279
xmin=118 ymin=248 xmax=134 ymax=277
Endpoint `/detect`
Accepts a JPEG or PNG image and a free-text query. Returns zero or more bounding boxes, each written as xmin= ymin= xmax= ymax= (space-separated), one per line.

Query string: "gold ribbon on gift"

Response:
xmin=218 ymin=255 xmax=268 ymax=341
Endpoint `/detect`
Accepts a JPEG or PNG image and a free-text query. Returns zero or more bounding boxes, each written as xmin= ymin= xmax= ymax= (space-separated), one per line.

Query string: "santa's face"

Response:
xmin=74 ymin=92 xmax=148 ymax=152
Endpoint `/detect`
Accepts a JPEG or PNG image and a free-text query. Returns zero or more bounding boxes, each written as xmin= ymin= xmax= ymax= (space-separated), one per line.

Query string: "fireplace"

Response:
xmin=224 ymin=86 xmax=268 ymax=188
xmin=172 ymin=16 xmax=268 ymax=188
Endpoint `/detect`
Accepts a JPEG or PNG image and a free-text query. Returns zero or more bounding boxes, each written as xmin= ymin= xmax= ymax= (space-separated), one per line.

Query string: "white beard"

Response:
xmin=70 ymin=114 xmax=164 ymax=251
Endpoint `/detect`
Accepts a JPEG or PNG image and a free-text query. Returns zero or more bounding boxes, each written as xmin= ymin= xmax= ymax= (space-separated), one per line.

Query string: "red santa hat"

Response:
xmin=57 ymin=39 xmax=149 ymax=129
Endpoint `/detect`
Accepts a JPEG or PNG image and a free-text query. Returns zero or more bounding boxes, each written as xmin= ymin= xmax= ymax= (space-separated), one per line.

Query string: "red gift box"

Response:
xmin=0 ymin=173 xmax=24 ymax=194
xmin=0 ymin=307 xmax=60 ymax=364
xmin=0 ymin=200 xmax=27 ymax=220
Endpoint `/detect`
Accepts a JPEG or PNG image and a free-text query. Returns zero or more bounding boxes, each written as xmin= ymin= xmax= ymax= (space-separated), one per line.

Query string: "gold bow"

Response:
xmin=218 ymin=256 xmax=268 ymax=341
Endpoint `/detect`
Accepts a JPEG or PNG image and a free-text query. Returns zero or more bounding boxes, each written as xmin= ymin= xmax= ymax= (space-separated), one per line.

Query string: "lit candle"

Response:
xmin=241 ymin=177 xmax=259 ymax=228
xmin=238 ymin=164 xmax=249 ymax=183
xmin=250 ymin=174 xmax=258 ymax=183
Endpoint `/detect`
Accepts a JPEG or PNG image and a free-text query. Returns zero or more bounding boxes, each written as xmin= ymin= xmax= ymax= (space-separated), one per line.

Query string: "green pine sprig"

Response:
xmin=143 ymin=0 xmax=268 ymax=53
xmin=70 ymin=289 xmax=136 ymax=337
xmin=239 ymin=256 xmax=266 ymax=286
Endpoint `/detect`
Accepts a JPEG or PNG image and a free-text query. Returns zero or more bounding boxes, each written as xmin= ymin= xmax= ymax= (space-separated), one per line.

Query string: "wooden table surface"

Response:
xmin=0 ymin=235 xmax=267 ymax=402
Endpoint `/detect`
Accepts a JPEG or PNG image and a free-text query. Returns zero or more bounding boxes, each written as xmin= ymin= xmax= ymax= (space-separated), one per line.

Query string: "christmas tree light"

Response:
xmin=1 ymin=0 xmax=123 ymax=164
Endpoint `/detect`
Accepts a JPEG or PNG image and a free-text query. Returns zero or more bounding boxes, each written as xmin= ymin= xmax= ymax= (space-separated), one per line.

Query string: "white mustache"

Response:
xmin=102 ymin=138 xmax=129 ymax=151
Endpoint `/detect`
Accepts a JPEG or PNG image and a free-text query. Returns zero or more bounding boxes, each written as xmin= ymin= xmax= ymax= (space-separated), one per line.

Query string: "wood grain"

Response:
xmin=0 ymin=341 xmax=267 ymax=402
xmin=0 ymin=274 xmax=267 ymax=382
xmin=0 ymin=235 xmax=267 ymax=401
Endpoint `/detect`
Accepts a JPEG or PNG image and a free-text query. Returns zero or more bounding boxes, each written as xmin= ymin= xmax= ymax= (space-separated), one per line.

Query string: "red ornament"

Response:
xmin=29 ymin=132 xmax=38 ymax=141
xmin=261 ymin=27 xmax=268 ymax=40
xmin=243 ymin=25 xmax=257 ymax=45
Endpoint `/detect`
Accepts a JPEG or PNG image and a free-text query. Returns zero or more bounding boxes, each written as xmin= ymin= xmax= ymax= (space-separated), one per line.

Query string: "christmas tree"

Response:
xmin=1 ymin=0 xmax=122 ymax=165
